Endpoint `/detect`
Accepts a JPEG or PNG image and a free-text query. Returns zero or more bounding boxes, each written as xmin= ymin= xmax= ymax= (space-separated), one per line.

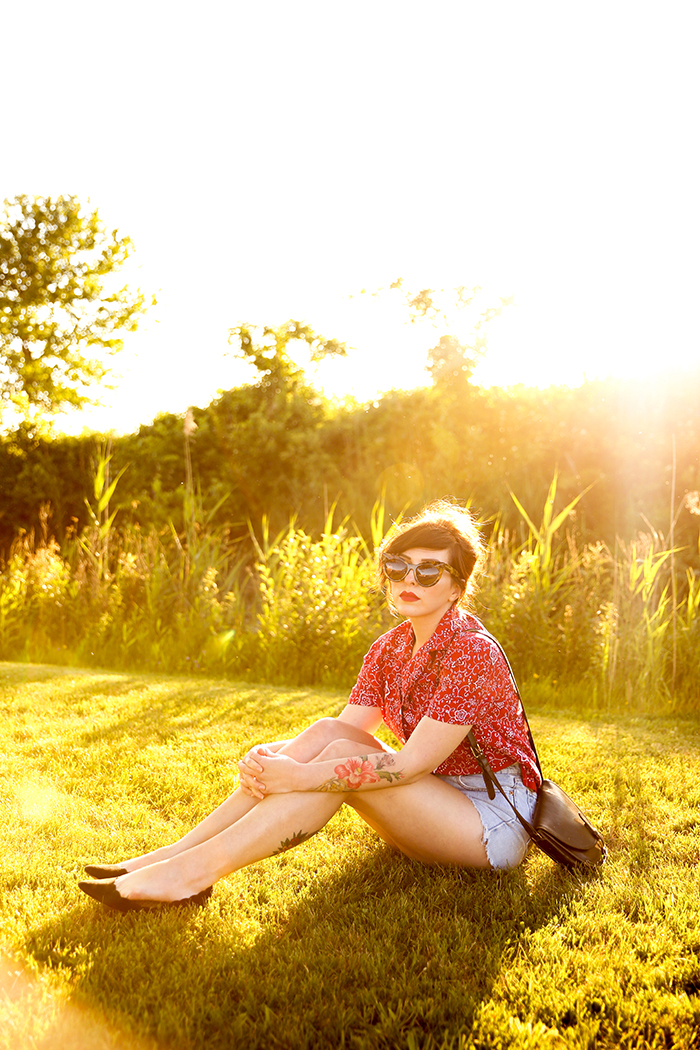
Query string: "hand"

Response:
xmin=237 ymin=747 xmax=301 ymax=798
xmin=238 ymin=745 xmax=274 ymax=800
xmin=252 ymin=752 xmax=301 ymax=796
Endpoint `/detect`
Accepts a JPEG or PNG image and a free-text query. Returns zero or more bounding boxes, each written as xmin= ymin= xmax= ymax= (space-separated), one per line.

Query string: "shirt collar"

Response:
xmin=397 ymin=604 xmax=463 ymax=663
xmin=418 ymin=604 xmax=463 ymax=653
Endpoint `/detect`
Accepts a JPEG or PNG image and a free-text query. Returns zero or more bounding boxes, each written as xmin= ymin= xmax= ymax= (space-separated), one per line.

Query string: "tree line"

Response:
xmin=1 ymin=195 xmax=698 ymax=574
xmin=1 ymin=349 xmax=699 ymax=574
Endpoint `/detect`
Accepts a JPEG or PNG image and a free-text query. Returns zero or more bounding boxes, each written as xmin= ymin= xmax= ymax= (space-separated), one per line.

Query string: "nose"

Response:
xmin=403 ymin=565 xmax=418 ymax=583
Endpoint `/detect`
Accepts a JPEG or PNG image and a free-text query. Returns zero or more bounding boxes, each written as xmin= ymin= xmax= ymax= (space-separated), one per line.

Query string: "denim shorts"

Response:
xmin=437 ymin=764 xmax=537 ymax=870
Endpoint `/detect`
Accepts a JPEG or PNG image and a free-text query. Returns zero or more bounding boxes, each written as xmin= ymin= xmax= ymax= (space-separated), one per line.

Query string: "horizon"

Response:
xmin=15 ymin=343 xmax=700 ymax=442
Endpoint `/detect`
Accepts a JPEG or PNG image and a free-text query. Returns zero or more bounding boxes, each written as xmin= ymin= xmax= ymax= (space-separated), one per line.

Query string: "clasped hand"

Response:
xmin=237 ymin=746 xmax=300 ymax=800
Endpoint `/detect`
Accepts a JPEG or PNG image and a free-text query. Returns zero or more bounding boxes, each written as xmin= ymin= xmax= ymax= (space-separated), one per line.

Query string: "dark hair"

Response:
xmin=377 ymin=500 xmax=486 ymax=609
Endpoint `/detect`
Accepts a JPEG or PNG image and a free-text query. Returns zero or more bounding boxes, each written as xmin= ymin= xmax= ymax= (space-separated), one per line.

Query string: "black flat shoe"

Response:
xmin=84 ymin=864 xmax=129 ymax=879
xmin=78 ymin=878 xmax=213 ymax=913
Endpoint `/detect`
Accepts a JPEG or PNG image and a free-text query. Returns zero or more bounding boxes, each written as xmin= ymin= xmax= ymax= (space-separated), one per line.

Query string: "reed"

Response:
xmin=248 ymin=506 xmax=390 ymax=685
xmin=0 ymin=475 xmax=698 ymax=709
xmin=480 ymin=476 xmax=605 ymax=689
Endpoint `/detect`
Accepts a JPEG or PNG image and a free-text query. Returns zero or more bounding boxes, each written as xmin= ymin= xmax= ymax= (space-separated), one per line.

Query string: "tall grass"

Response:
xmin=0 ymin=497 xmax=392 ymax=688
xmin=249 ymin=508 xmax=389 ymax=685
xmin=480 ymin=476 xmax=605 ymax=687
xmin=478 ymin=476 xmax=700 ymax=711
xmin=0 ymin=471 xmax=698 ymax=709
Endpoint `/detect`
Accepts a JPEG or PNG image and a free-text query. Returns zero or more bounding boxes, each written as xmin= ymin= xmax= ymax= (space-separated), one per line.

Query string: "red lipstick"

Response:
xmin=400 ymin=591 xmax=419 ymax=602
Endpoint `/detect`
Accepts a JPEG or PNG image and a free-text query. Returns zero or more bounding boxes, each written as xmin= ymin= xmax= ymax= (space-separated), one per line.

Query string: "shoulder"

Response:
xmin=352 ymin=619 xmax=410 ymax=700
xmin=444 ymin=611 xmax=490 ymax=653
xmin=364 ymin=619 xmax=412 ymax=661
xmin=441 ymin=614 xmax=511 ymax=676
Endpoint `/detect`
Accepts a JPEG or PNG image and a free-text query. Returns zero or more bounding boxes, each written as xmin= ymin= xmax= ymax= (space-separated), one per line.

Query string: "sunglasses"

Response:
xmin=382 ymin=555 xmax=464 ymax=588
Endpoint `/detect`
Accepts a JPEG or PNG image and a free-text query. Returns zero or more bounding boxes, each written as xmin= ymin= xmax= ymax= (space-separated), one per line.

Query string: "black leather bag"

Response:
xmin=531 ymin=779 xmax=606 ymax=868
xmin=465 ymin=631 xmax=606 ymax=870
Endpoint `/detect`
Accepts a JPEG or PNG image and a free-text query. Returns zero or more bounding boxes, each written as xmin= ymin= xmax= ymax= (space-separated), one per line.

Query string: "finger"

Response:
xmin=240 ymin=772 xmax=265 ymax=800
xmin=239 ymin=758 xmax=262 ymax=775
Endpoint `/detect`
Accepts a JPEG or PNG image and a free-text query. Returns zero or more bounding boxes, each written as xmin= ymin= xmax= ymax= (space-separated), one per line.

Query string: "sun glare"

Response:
xmin=3 ymin=4 xmax=696 ymax=435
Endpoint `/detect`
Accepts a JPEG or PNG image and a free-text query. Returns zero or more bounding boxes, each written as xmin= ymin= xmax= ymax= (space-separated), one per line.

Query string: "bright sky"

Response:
xmin=3 ymin=0 xmax=699 ymax=435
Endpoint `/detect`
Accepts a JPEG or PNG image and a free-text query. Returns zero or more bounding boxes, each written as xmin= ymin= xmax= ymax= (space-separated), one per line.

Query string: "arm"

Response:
xmin=237 ymin=706 xmax=384 ymax=797
xmin=337 ymin=702 xmax=384 ymax=735
xmin=253 ymin=716 xmax=471 ymax=795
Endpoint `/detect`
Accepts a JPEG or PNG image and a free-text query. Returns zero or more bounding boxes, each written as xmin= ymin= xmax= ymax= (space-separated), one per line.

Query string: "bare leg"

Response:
xmin=109 ymin=718 xmax=386 ymax=872
xmin=114 ymin=788 xmax=351 ymax=900
xmin=317 ymin=737 xmax=489 ymax=869
xmin=348 ymin=782 xmax=488 ymax=867
xmin=111 ymin=738 xmax=489 ymax=903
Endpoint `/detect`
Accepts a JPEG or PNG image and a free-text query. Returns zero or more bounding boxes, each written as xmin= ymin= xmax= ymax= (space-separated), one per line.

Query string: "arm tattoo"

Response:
xmin=272 ymin=829 xmax=317 ymax=855
xmin=313 ymin=753 xmax=405 ymax=793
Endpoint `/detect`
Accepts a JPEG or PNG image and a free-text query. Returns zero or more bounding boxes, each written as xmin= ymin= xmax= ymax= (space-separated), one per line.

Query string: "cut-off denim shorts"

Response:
xmin=437 ymin=764 xmax=537 ymax=870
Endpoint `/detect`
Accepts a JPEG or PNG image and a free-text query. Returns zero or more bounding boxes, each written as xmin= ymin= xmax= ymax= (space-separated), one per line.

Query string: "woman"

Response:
xmin=79 ymin=501 xmax=541 ymax=912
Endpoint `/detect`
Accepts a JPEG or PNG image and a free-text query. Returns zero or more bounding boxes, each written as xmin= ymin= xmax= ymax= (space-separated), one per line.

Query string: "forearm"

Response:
xmin=297 ymin=750 xmax=428 ymax=793
xmin=291 ymin=717 xmax=471 ymax=794
xmin=250 ymin=716 xmax=469 ymax=798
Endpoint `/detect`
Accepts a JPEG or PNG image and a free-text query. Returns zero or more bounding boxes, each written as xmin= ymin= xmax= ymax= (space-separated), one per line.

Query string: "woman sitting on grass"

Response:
xmin=79 ymin=501 xmax=541 ymax=912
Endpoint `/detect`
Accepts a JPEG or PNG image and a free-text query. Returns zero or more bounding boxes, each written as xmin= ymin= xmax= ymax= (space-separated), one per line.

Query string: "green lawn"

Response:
xmin=1 ymin=662 xmax=699 ymax=1050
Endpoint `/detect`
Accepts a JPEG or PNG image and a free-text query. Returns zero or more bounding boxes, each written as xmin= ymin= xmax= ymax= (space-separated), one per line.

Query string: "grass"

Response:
xmin=1 ymin=662 xmax=699 ymax=1050
xmin=3 ymin=481 xmax=698 ymax=707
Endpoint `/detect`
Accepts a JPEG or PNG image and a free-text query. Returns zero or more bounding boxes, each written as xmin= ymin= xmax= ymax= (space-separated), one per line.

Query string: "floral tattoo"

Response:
xmin=272 ymin=829 xmax=317 ymax=855
xmin=314 ymin=753 xmax=404 ymax=792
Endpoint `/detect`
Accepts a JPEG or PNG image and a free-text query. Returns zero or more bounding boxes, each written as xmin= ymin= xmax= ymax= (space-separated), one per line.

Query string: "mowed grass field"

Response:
xmin=0 ymin=662 xmax=699 ymax=1050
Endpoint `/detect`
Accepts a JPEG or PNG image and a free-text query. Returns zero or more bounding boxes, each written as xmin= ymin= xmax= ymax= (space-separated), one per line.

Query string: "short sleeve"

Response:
xmin=348 ymin=637 xmax=385 ymax=708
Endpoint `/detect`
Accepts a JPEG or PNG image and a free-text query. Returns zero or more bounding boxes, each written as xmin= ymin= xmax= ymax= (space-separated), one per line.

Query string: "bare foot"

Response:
xmin=114 ymin=842 xmax=184 ymax=873
xmin=114 ymin=858 xmax=211 ymax=902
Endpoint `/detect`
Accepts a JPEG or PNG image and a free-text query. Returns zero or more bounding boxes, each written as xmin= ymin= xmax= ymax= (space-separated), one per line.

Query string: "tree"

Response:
xmin=352 ymin=277 xmax=513 ymax=395
xmin=426 ymin=333 xmax=480 ymax=391
xmin=228 ymin=319 xmax=347 ymax=393
xmin=0 ymin=194 xmax=148 ymax=417
xmin=216 ymin=321 xmax=348 ymax=525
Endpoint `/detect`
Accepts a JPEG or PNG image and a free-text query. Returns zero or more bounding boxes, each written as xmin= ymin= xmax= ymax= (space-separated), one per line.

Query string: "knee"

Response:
xmin=316 ymin=738 xmax=366 ymax=762
xmin=302 ymin=717 xmax=347 ymax=748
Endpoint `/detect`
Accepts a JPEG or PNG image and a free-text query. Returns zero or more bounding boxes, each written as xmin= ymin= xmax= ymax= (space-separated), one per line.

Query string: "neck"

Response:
xmin=409 ymin=603 xmax=455 ymax=653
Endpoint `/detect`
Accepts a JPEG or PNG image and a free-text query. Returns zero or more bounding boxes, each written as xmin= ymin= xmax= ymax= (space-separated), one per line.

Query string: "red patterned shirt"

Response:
xmin=348 ymin=606 xmax=541 ymax=791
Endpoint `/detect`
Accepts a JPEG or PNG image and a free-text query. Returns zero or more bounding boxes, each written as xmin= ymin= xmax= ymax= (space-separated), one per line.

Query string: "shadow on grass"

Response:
xmin=22 ymin=848 xmax=597 ymax=1050
xmin=1 ymin=660 xmax=344 ymax=757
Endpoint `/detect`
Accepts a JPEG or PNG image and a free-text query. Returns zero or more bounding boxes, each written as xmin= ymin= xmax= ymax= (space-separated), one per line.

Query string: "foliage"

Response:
xmin=481 ymin=475 xmax=606 ymax=686
xmin=1 ymin=368 xmax=699 ymax=561
xmin=0 ymin=194 xmax=148 ymax=417
xmin=1 ymin=479 xmax=698 ymax=707
xmin=0 ymin=302 xmax=698 ymax=708
xmin=229 ymin=318 xmax=347 ymax=392
xmin=1 ymin=666 xmax=698 ymax=1050
xmin=248 ymin=510 xmax=390 ymax=686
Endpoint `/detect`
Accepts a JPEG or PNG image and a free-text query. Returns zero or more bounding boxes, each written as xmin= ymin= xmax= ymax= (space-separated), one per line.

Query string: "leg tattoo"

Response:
xmin=272 ymin=829 xmax=318 ymax=855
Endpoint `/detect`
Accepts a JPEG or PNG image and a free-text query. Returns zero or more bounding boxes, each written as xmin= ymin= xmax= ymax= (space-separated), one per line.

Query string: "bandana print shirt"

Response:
xmin=348 ymin=606 xmax=541 ymax=791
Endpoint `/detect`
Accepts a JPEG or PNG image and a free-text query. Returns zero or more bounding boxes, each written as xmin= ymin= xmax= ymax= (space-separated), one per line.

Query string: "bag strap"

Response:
xmin=463 ymin=628 xmax=542 ymax=839
xmin=465 ymin=728 xmax=537 ymax=838
xmin=465 ymin=628 xmax=543 ymax=778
